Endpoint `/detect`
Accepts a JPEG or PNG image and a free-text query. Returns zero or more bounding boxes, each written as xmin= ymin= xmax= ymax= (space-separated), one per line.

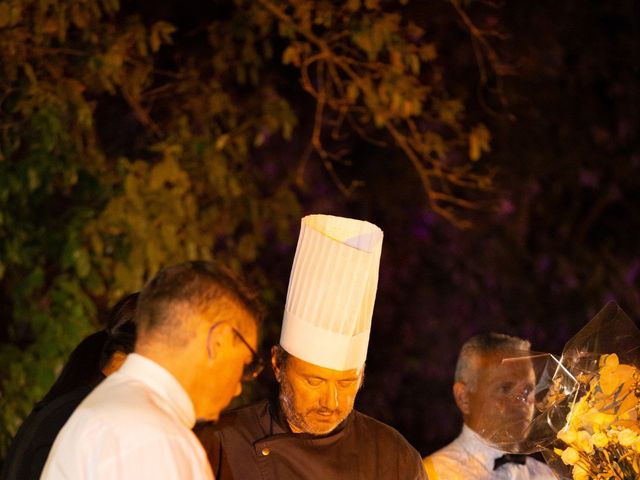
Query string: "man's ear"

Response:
xmin=271 ymin=346 xmax=282 ymax=382
xmin=206 ymin=323 xmax=232 ymax=361
xmin=453 ymin=382 xmax=471 ymax=415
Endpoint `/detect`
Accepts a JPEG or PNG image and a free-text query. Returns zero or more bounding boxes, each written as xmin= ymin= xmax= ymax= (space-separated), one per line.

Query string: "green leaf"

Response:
xmin=73 ymin=248 xmax=91 ymax=278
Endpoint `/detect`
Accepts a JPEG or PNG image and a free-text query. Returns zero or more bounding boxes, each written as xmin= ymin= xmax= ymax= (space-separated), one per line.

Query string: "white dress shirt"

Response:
xmin=423 ymin=425 xmax=556 ymax=480
xmin=41 ymin=353 xmax=214 ymax=480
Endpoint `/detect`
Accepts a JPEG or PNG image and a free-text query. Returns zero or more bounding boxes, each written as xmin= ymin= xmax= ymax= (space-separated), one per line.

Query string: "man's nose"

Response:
xmin=320 ymin=382 xmax=339 ymax=410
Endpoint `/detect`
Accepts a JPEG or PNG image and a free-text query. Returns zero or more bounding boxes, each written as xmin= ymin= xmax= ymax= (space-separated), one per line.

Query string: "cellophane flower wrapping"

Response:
xmin=488 ymin=302 xmax=640 ymax=479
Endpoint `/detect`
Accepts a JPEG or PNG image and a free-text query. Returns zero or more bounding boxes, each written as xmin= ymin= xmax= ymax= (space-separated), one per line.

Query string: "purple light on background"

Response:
xmin=498 ymin=199 xmax=515 ymax=216
xmin=411 ymin=224 xmax=430 ymax=241
xmin=535 ymin=255 xmax=551 ymax=274
xmin=603 ymin=292 xmax=617 ymax=305
xmin=625 ymin=261 xmax=639 ymax=285
xmin=579 ymin=169 xmax=600 ymax=188
xmin=563 ymin=272 xmax=578 ymax=289
xmin=421 ymin=210 xmax=438 ymax=226
xmin=262 ymin=160 xmax=277 ymax=178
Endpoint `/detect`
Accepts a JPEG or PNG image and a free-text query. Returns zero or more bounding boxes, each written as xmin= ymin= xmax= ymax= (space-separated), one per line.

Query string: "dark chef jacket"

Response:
xmin=195 ymin=399 xmax=428 ymax=480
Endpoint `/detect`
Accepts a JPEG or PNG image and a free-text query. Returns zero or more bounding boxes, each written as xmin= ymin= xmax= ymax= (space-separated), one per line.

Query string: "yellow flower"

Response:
xmin=598 ymin=363 xmax=636 ymax=396
xmin=579 ymin=409 xmax=615 ymax=431
xmin=574 ymin=431 xmax=594 ymax=454
xmin=554 ymin=354 xmax=640 ymax=479
xmin=572 ymin=397 xmax=590 ymax=417
xmin=591 ymin=432 xmax=609 ymax=448
xmin=599 ymin=353 xmax=619 ymax=368
xmin=618 ymin=428 xmax=638 ymax=447
xmin=558 ymin=429 xmax=577 ymax=445
xmin=572 ymin=464 xmax=589 ymax=480
xmin=561 ymin=447 xmax=581 ymax=466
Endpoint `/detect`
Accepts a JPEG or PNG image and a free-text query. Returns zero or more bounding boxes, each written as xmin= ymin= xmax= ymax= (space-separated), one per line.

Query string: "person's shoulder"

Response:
xmin=423 ymin=437 xmax=472 ymax=480
xmin=219 ymin=398 xmax=268 ymax=427
xmin=351 ymin=410 xmax=418 ymax=450
xmin=351 ymin=411 xmax=426 ymax=478
xmin=423 ymin=434 xmax=465 ymax=464
xmin=73 ymin=375 xmax=186 ymax=436
xmin=525 ymin=455 xmax=556 ymax=477
xmin=224 ymin=399 xmax=268 ymax=421
xmin=196 ymin=399 xmax=268 ymax=435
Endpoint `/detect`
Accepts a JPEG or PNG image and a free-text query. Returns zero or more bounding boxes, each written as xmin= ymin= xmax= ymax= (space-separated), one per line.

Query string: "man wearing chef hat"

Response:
xmin=195 ymin=214 xmax=427 ymax=479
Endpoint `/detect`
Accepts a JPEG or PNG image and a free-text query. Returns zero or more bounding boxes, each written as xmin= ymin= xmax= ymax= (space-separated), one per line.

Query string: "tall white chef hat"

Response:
xmin=280 ymin=214 xmax=384 ymax=371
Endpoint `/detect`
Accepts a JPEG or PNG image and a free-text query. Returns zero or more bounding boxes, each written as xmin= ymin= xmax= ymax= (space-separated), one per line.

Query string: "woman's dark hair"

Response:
xmin=99 ymin=292 xmax=138 ymax=369
xmin=37 ymin=293 xmax=139 ymax=406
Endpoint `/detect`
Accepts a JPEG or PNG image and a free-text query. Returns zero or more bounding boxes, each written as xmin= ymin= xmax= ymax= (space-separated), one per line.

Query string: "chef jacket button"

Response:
xmin=261 ymin=447 xmax=270 ymax=456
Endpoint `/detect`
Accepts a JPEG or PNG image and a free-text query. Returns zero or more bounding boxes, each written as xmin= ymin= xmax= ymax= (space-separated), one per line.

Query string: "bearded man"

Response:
xmin=196 ymin=214 xmax=426 ymax=480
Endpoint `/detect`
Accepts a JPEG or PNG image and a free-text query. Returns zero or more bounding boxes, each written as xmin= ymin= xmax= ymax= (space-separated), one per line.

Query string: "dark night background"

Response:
xmin=1 ymin=0 xmax=639 ymax=462
xmin=249 ymin=0 xmax=640 ymax=456
xmin=263 ymin=0 xmax=640 ymax=455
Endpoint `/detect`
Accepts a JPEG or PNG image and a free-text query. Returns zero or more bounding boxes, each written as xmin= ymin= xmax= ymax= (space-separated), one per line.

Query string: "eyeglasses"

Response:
xmin=207 ymin=321 xmax=264 ymax=382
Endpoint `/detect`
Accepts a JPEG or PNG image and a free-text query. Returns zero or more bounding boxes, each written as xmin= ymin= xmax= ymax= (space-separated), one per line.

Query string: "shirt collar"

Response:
xmin=117 ymin=353 xmax=196 ymax=428
xmin=459 ymin=424 xmax=507 ymax=471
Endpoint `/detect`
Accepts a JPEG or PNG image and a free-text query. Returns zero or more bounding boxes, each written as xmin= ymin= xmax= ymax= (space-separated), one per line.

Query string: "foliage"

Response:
xmin=259 ymin=0 xmax=497 ymax=227
xmin=0 ymin=0 xmax=495 ymax=456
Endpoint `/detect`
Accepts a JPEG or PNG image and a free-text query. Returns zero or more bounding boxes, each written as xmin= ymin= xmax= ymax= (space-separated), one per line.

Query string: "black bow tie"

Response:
xmin=493 ymin=454 xmax=527 ymax=470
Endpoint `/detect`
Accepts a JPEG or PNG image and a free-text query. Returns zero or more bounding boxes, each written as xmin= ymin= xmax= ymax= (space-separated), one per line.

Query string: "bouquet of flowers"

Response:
xmin=555 ymin=352 xmax=639 ymax=479
xmin=484 ymin=302 xmax=640 ymax=480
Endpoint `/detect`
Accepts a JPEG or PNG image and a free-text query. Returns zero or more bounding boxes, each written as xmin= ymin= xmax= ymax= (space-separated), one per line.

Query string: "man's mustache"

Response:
xmin=308 ymin=407 xmax=341 ymax=416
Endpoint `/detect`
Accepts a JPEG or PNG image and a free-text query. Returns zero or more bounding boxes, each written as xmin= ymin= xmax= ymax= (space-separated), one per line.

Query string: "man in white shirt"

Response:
xmin=42 ymin=261 xmax=263 ymax=480
xmin=423 ymin=333 xmax=556 ymax=480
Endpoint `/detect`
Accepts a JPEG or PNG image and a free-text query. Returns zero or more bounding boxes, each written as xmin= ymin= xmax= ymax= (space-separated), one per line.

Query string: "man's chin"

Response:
xmin=305 ymin=422 xmax=340 ymax=435
xmin=489 ymin=429 xmax=529 ymax=446
xmin=196 ymin=407 xmax=221 ymax=423
xmin=305 ymin=413 xmax=347 ymax=434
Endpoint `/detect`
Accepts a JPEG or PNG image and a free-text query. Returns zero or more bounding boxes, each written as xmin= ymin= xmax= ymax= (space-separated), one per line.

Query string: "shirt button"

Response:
xmin=261 ymin=447 xmax=270 ymax=456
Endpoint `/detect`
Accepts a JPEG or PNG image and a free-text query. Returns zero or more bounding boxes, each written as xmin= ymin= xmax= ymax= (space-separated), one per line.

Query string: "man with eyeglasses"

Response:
xmin=196 ymin=215 xmax=427 ymax=479
xmin=42 ymin=261 xmax=262 ymax=480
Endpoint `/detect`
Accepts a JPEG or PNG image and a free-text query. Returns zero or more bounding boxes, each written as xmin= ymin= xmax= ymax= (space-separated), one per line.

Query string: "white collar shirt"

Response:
xmin=423 ymin=425 xmax=556 ymax=480
xmin=41 ymin=353 xmax=214 ymax=480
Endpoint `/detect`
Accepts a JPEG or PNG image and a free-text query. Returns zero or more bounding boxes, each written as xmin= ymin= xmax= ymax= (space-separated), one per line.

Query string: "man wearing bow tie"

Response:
xmin=423 ymin=333 xmax=555 ymax=479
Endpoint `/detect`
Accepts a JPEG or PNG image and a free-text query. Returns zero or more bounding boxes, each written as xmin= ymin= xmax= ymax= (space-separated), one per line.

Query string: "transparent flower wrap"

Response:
xmin=480 ymin=302 xmax=640 ymax=479
xmin=473 ymin=349 xmax=579 ymax=454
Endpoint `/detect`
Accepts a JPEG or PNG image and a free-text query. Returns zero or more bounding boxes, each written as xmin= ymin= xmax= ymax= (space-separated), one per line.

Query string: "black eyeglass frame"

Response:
xmin=206 ymin=321 xmax=264 ymax=382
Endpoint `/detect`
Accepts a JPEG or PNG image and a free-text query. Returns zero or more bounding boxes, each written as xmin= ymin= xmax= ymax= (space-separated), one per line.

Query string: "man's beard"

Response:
xmin=278 ymin=376 xmax=350 ymax=435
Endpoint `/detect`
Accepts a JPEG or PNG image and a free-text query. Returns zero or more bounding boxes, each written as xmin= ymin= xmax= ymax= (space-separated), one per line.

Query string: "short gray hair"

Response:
xmin=136 ymin=261 xmax=262 ymax=346
xmin=454 ymin=333 xmax=531 ymax=389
